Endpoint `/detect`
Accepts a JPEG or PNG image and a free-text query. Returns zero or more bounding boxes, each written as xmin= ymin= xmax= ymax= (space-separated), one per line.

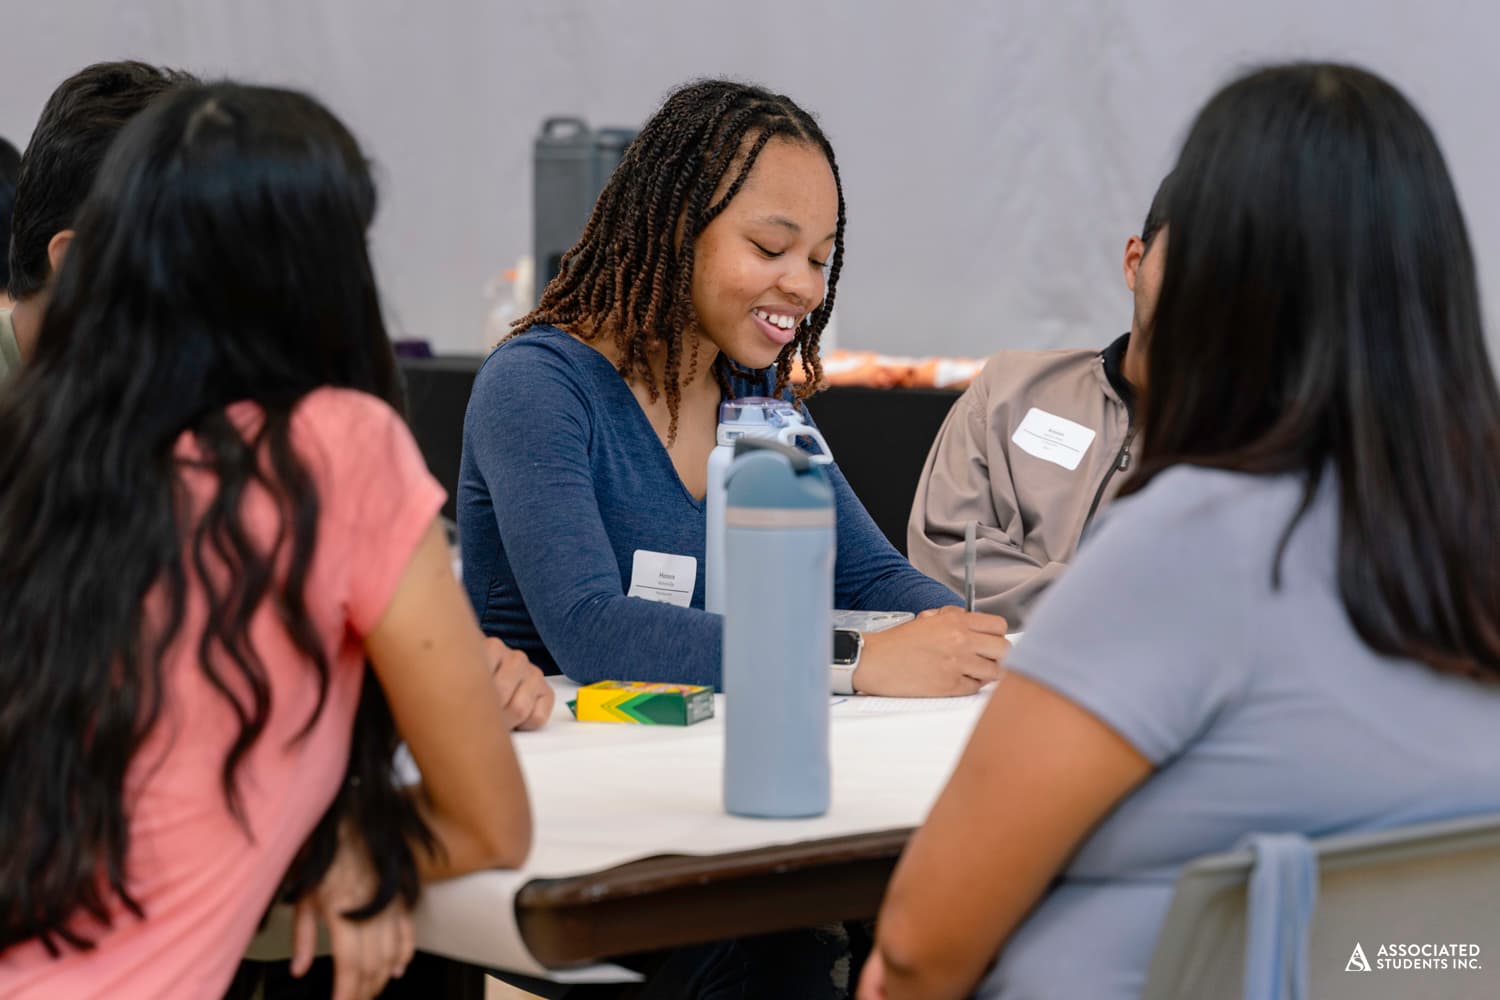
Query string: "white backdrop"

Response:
xmin=3 ymin=0 xmax=1497 ymax=361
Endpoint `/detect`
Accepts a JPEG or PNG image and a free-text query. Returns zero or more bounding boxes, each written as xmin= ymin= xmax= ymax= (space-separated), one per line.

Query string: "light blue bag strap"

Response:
xmin=1240 ymin=832 xmax=1318 ymax=1000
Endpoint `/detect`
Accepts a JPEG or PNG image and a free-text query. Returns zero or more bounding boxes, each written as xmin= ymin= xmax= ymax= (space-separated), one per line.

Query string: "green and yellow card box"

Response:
xmin=569 ymin=680 xmax=714 ymax=726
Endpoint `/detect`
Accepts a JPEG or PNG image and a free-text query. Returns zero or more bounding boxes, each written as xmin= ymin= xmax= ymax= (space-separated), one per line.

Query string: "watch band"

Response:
xmin=830 ymin=628 xmax=863 ymax=695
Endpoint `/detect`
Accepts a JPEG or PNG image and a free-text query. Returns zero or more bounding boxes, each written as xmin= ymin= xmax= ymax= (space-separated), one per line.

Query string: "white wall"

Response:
xmin=3 ymin=0 xmax=1498 ymax=361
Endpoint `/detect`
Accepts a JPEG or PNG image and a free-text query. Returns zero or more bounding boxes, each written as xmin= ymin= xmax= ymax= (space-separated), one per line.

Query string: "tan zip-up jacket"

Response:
xmin=907 ymin=338 xmax=1134 ymax=630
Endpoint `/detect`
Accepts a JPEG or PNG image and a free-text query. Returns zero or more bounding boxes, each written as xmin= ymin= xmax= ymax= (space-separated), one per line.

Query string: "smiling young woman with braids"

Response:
xmin=458 ymin=79 xmax=1010 ymax=700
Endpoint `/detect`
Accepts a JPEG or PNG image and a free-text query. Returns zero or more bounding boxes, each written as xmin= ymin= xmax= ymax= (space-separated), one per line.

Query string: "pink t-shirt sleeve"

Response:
xmin=295 ymin=387 xmax=447 ymax=636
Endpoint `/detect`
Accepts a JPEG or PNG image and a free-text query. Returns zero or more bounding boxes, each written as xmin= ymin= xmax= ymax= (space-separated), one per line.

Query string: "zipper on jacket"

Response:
xmin=1082 ymin=427 xmax=1137 ymax=534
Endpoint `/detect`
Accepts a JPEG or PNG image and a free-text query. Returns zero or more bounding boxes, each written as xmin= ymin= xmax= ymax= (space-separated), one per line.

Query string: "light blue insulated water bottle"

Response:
xmin=705 ymin=398 xmax=833 ymax=615
xmin=722 ymin=437 xmax=834 ymax=818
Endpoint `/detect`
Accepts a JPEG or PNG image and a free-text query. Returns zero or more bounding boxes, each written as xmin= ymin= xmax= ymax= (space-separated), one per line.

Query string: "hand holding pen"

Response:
xmin=964 ymin=520 xmax=977 ymax=613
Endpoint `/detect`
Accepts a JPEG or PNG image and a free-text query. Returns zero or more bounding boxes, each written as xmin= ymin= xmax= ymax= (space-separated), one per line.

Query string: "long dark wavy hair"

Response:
xmin=0 ymin=83 xmax=432 ymax=955
xmin=1121 ymin=62 xmax=1500 ymax=680
xmin=512 ymin=79 xmax=847 ymax=441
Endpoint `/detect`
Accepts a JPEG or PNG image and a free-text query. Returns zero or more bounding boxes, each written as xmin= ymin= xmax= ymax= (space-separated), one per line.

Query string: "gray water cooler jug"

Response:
xmin=533 ymin=117 xmax=637 ymax=292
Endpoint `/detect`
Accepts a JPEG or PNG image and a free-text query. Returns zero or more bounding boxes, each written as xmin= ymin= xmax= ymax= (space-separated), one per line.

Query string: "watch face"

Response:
xmin=833 ymin=629 xmax=860 ymax=664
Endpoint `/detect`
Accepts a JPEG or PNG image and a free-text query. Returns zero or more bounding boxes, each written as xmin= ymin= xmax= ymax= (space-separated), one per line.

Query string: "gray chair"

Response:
xmin=1140 ymin=812 xmax=1500 ymax=1000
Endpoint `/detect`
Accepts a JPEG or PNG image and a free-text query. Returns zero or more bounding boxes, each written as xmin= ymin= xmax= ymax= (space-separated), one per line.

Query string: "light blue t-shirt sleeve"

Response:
xmin=463 ymin=342 xmax=724 ymax=686
xmin=1003 ymin=469 xmax=1256 ymax=765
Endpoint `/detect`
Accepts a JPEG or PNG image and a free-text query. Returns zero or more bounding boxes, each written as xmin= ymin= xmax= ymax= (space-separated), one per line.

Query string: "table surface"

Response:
xmin=429 ymin=677 xmax=989 ymax=978
xmin=249 ymin=677 xmax=992 ymax=981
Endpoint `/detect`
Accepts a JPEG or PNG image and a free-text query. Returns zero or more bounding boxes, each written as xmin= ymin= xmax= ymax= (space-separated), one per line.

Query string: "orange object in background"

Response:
xmin=794 ymin=349 xmax=985 ymax=390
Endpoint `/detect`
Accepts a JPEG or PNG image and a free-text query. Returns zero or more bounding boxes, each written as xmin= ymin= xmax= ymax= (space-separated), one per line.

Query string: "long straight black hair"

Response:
xmin=0 ymin=83 xmax=431 ymax=954
xmin=1122 ymin=62 xmax=1500 ymax=679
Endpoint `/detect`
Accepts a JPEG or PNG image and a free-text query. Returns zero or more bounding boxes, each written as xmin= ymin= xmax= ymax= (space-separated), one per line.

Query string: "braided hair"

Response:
xmin=512 ymin=79 xmax=846 ymax=441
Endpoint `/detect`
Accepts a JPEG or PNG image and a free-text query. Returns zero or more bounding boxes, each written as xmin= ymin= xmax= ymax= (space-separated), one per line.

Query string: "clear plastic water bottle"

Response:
xmin=705 ymin=398 xmax=832 ymax=615
xmin=722 ymin=437 xmax=834 ymax=818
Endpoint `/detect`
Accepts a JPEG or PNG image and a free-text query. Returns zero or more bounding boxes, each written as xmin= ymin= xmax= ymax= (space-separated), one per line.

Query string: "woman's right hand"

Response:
xmin=290 ymin=825 xmax=414 ymax=1000
xmin=852 ymin=607 xmax=1009 ymax=697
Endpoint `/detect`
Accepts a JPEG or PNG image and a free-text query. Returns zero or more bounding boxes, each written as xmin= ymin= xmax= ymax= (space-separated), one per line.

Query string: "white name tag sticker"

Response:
xmin=1011 ymin=407 xmax=1096 ymax=471
xmin=627 ymin=550 xmax=697 ymax=607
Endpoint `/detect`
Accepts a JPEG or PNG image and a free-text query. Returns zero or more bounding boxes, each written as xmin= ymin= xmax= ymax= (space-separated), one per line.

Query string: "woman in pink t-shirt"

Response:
xmin=0 ymin=83 xmax=539 ymax=999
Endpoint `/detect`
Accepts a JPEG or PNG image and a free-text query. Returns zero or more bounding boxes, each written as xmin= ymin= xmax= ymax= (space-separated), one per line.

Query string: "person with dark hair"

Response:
xmin=905 ymin=176 xmax=1169 ymax=630
xmin=460 ymin=79 xmax=1010 ymax=698
xmin=861 ymin=63 xmax=1500 ymax=1000
xmin=0 ymin=136 xmax=21 ymax=312
xmin=0 ymin=61 xmax=194 ymax=383
xmin=0 ymin=83 xmax=537 ymax=999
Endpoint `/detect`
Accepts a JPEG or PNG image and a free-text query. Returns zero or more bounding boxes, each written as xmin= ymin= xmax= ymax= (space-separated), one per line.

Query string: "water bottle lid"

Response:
xmin=718 ymin=396 xmax=801 ymax=427
xmin=717 ymin=397 xmax=813 ymax=448
xmin=725 ymin=439 xmax=834 ymax=515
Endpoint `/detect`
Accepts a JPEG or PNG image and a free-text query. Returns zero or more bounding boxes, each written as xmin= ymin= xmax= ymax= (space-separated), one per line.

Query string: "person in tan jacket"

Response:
xmin=907 ymin=178 xmax=1168 ymax=628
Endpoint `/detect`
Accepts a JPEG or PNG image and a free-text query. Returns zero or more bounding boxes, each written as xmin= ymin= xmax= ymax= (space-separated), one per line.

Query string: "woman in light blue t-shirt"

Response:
xmin=861 ymin=63 xmax=1500 ymax=1000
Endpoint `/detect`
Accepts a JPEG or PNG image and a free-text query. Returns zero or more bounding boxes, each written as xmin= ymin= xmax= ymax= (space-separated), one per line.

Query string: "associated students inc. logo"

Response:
xmin=1345 ymin=940 xmax=1484 ymax=974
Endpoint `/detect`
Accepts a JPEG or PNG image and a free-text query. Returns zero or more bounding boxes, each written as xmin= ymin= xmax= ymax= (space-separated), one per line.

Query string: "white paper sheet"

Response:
xmin=831 ymin=690 xmax=992 ymax=717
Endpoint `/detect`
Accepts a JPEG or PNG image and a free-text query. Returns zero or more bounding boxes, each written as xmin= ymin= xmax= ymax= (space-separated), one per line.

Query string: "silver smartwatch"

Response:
xmin=831 ymin=627 xmax=863 ymax=695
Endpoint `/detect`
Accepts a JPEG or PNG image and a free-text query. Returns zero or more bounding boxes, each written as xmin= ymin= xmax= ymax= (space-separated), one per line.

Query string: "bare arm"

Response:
xmin=365 ymin=519 xmax=532 ymax=879
xmin=867 ymin=672 xmax=1151 ymax=999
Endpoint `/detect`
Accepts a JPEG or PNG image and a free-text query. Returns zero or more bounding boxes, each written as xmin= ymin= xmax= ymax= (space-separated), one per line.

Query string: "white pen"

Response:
xmin=964 ymin=520 xmax=977 ymax=613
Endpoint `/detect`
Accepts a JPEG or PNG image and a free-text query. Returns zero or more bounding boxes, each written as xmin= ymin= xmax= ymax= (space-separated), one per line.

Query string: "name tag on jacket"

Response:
xmin=628 ymin=550 xmax=697 ymax=607
xmin=1011 ymin=407 xmax=1096 ymax=471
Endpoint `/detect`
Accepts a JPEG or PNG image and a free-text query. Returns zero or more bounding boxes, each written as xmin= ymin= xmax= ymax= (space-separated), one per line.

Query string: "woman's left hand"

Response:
xmin=290 ymin=827 xmax=415 ymax=1000
xmin=486 ymin=636 xmax=555 ymax=731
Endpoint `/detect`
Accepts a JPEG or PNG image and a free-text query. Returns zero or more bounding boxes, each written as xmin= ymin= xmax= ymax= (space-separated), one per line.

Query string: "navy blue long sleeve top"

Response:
xmin=457 ymin=326 xmax=960 ymax=687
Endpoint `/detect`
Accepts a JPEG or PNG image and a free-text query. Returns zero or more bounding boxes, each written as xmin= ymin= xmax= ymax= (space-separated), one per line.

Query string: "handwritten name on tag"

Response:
xmin=1011 ymin=407 xmax=1096 ymax=471
xmin=627 ymin=550 xmax=697 ymax=607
